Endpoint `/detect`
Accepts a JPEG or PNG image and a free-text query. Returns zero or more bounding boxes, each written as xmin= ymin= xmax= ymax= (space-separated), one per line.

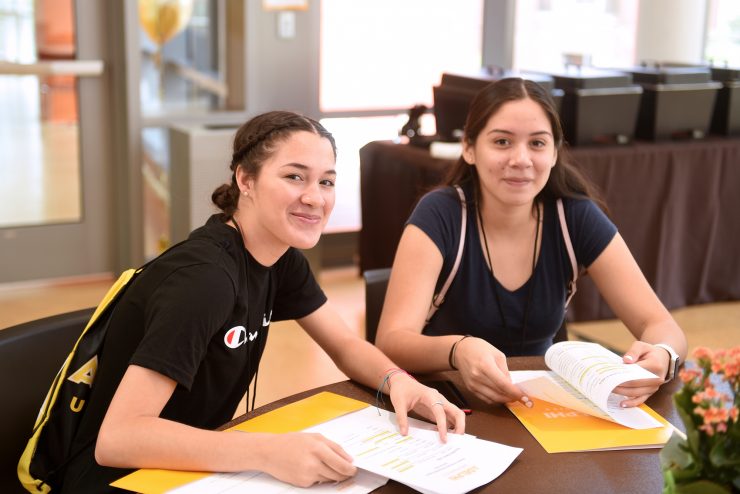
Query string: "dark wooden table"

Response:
xmin=229 ymin=356 xmax=682 ymax=494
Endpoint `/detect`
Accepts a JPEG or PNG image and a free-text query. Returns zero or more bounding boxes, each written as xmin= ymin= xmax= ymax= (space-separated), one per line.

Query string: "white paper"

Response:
xmin=306 ymin=407 xmax=522 ymax=494
xmin=510 ymin=341 xmax=663 ymax=429
xmin=167 ymin=469 xmax=388 ymax=494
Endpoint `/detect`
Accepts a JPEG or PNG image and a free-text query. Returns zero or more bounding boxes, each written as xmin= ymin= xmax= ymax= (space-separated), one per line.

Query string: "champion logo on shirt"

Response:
xmin=224 ymin=326 xmax=248 ymax=349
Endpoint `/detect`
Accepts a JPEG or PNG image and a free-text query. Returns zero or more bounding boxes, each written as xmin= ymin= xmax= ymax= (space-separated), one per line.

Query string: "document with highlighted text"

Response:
xmin=506 ymin=341 xmax=675 ymax=453
xmin=513 ymin=341 xmax=663 ymax=429
xmin=305 ymin=406 xmax=522 ymax=494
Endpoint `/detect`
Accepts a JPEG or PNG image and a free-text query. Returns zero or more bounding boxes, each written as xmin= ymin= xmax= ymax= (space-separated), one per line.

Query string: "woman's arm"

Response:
xmin=96 ymin=365 xmax=356 ymax=487
xmin=587 ymin=233 xmax=688 ymax=405
xmin=375 ymin=225 xmax=456 ymax=370
xmin=296 ymin=301 xmax=465 ymax=439
xmin=374 ymin=225 xmax=525 ymax=405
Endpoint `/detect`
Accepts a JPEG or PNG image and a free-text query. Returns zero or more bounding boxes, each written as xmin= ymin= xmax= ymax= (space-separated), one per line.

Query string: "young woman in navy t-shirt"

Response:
xmin=376 ymin=78 xmax=687 ymax=409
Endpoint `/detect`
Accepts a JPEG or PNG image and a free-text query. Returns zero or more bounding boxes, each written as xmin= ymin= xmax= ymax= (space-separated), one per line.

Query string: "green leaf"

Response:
xmin=661 ymin=432 xmax=694 ymax=470
xmin=675 ymin=403 xmax=702 ymax=460
xmin=663 ymin=469 xmax=676 ymax=494
xmin=709 ymin=437 xmax=740 ymax=467
xmin=661 ymin=432 xmax=702 ymax=483
xmin=674 ymin=479 xmax=732 ymax=494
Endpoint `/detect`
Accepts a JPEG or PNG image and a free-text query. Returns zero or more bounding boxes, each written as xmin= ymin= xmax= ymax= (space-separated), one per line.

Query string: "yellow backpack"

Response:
xmin=17 ymin=267 xmax=142 ymax=493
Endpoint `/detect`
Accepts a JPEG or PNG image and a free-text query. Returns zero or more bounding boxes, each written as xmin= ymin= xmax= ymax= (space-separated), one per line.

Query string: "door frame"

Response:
xmin=0 ymin=0 xmax=116 ymax=284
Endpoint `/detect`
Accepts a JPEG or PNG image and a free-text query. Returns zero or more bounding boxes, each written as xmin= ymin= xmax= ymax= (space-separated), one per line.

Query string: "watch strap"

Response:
xmin=654 ymin=343 xmax=679 ymax=381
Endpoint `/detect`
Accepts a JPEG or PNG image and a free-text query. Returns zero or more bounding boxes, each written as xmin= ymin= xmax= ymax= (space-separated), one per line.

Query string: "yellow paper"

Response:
xmin=506 ymin=397 xmax=675 ymax=453
xmin=111 ymin=392 xmax=370 ymax=493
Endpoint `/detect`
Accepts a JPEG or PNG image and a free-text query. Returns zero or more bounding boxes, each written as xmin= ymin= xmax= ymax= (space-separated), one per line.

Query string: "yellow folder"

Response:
xmin=111 ymin=392 xmax=371 ymax=493
xmin=506 ymin=397 xmax=675 ymax=453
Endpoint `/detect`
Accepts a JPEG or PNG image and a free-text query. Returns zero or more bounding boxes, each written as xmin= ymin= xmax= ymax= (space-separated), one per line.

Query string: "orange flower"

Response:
xmin=679 ymin=368 xmax=702 ymax=384
xmin=703 ymin=406 xmax=729 ymax=425
xmin=692 ymin=346 xmax=713 ymax=362
xmin=716 ymin=359 xmax=740 ymax=383
xmin=699 ymin=423 xmax=715 ymax=436
xmin=693 ymin=386 xmax=724 ymax=404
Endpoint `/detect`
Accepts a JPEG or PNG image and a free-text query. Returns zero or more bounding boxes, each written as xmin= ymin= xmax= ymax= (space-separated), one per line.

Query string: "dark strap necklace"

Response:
xmin=232 ymin=217 xmax=259 ymax=414
xmin=477 ymin=202 xmax=541 ymax=354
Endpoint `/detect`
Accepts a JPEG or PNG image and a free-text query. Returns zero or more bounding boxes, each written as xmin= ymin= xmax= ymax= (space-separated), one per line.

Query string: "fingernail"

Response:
xmin=624 ymin=355 xmax=634 ymax=362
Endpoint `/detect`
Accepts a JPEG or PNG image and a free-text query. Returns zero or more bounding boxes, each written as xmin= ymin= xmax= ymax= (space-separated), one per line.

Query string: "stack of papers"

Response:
xmin=113 ymin=392 xmax=522 ymax=494
xmin=306 ymin=407 xmax=522 ymax=494
xmin=506 ymin=341 xmax=675 ymax=453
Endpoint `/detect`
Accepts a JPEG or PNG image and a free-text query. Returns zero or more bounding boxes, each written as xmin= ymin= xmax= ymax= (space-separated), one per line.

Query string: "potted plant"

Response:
xmin=661 ymin=346 xmax=739 ymax=493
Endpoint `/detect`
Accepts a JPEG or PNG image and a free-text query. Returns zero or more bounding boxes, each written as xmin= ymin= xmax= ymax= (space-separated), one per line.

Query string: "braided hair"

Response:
xmin=212 ymin=111 xmax=337 ymax=219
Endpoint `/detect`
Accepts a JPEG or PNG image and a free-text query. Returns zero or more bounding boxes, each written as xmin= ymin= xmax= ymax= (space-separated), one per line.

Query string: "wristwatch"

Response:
xmin=654 ymin=343 xmax=680 ymax=382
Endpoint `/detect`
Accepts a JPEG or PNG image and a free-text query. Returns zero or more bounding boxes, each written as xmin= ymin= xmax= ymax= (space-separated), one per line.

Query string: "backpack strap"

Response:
xmin=426 ymin=185 xmax=466 ymax=323
xmin=556 ymin=198 xmax=578 ymax=309
xmin=424 ymin=193 xmax=578 ymax=320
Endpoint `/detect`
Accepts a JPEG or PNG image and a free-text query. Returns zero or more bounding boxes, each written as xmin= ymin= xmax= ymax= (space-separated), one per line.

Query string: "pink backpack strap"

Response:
xmin=426 ymin=185 xmax=466 ymax=323
xmin=557 ymin=198 xmax=578 ymax=308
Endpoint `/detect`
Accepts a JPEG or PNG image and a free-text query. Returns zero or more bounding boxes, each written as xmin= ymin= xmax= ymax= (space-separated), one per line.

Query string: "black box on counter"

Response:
xmin=547 ymin=68 xmax=643 ymax=146
xmin=433 ymin=69 xmax=563 ymax=141
xmin=624 ymin=66 xmax=722 ymax=140
xmin=710 ymin=67 xmax=740 ymax=136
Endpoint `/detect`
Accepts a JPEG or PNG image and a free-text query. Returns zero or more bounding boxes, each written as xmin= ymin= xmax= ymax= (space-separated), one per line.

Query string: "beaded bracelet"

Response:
xmin=448 ymin=335 xmax=472 ymax=370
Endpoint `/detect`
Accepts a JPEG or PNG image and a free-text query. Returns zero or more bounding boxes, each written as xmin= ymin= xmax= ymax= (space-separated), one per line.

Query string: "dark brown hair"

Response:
xmin=212 ymin=111 xmax=337 ymax=219
xmin=443 ymin=77 xmax=607 ymax=212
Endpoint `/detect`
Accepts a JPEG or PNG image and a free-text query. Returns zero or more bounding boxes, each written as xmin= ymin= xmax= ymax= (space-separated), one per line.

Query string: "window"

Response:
xmin=320 ymin=0 xmax=484 ymax=112
xmin=513 ymin=0 xmax=638 ymax=72
xmin=319 ymin=1 xmax=482 ymax=232
xmin=138 ymin=0 xmax=229 ymax=117
xmin=705 ymin=0 xmax=740 ymax=66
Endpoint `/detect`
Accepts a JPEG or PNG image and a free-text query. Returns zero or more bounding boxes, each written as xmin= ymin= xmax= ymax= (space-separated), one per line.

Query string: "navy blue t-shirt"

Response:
xmin=408 ymin=182 xmax=617 ymax=356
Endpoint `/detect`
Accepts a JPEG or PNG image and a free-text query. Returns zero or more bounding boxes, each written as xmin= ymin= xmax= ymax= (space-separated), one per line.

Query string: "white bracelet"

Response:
xmin=653 ymin=343 xmax=680 ymax=381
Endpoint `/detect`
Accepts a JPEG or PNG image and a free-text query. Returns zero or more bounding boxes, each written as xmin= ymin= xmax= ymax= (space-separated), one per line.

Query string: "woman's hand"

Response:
xmin=387 ymin=373 xmax=466 ymax=441
xmin=613 ymin=341 xmax=669 ymax=407
xmin=259 ymin=432 xmax=356 ymax=488
xmin=453 ymin=337 xmax=528 ymax=405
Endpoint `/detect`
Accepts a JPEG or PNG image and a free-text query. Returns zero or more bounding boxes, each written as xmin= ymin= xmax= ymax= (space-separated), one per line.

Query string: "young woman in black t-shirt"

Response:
xmin=62 ymin=111 xmax=465 ymax=493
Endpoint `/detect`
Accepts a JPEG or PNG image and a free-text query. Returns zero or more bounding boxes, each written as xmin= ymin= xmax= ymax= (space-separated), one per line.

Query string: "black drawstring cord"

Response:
xmin=231 ymin=217 xmax=256 ymax=416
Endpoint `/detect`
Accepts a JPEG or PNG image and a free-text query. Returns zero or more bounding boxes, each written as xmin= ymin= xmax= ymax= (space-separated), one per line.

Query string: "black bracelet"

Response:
xmin=448 ymin=335 xmax=471 ymax=370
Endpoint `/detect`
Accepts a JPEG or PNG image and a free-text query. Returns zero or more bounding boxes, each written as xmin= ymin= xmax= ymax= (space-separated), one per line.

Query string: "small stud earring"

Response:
xmin=242 ymin=190 xmax=249 ymax=196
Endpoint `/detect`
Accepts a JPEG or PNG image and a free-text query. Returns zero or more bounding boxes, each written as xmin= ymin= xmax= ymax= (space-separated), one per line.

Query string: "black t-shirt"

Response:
xmin=408 ymin=183 xmax=617 ymax=356
xmin=60 ymin=214 xmax=327 ymax=493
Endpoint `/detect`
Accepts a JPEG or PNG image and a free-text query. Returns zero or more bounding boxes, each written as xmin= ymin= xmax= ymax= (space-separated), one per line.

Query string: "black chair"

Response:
xmin=362 ymin=268 xmax=391 ymax=344
xmin=0 ymin=308 xmax=94 ymax=494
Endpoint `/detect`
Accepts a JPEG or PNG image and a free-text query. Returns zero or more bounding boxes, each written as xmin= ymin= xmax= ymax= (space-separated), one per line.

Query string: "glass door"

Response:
xmin=0 ymin=0 xmax=112 ymax=283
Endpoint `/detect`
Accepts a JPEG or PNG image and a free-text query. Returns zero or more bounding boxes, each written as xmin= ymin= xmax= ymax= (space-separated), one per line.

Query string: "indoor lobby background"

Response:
xmin=1 ymin=0 xmax=739 ymax=407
